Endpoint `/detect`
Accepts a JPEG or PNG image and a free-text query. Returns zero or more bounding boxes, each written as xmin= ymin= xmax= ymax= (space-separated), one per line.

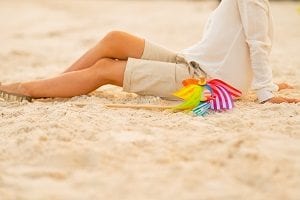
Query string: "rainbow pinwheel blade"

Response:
xmin=192 ymin=102 xmax=211 ymax=116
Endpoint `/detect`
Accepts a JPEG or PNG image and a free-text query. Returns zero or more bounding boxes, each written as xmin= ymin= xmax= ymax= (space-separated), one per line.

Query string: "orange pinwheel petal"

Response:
xmin=182 ymin=78 xmax=199 ymax=87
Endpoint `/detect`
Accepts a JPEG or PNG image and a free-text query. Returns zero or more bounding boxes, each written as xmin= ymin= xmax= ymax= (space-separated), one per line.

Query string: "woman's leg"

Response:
xmin=63 ymin=31 xmax=145 ymax=73
xmin=0 ymin=58 xmax=126 ymax=98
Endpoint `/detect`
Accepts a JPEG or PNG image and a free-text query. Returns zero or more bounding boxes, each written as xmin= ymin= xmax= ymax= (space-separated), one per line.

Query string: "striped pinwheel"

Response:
xmin=172 ymin=78 xmax=242 ymax=116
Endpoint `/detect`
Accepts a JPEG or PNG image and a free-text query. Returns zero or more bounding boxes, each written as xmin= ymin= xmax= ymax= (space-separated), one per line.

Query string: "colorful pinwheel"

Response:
xmin=172 ymin=78 xmax=242 ymax=116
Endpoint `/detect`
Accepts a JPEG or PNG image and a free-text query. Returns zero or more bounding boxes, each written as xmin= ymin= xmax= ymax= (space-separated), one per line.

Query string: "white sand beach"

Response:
xmin=0 ymin=0 xmax=300 ymax=199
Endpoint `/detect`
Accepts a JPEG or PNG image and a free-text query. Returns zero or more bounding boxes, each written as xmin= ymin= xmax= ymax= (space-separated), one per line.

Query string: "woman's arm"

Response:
xmin=238 ymin=0 xmax=299 ymax=104
xmin=237 ymin=0 xmax=280 ymax=103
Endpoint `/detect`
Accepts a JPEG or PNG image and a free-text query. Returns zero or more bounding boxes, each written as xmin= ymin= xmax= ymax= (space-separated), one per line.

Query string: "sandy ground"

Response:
xmin=0 ymin=0 xmax=300 ymax=199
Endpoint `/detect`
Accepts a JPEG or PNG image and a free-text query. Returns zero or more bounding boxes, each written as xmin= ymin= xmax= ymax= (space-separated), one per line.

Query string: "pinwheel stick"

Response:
xmin=105 ymin=104 xmax=173 ymax=110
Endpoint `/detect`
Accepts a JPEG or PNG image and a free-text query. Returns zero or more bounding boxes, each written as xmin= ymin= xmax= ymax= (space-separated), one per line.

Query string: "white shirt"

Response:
xmin=180 ymin=0 xmax=279 ymax=103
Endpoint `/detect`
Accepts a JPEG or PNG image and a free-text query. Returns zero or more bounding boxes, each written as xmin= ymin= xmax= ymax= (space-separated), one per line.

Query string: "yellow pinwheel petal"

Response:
xmin=173 ymin=85 xmax=196 ymax=100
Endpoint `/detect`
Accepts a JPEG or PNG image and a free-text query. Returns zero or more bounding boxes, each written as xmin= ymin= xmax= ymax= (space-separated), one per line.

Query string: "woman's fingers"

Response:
xmin=286 ymin=98 xmax=300 ymax=103
xmin=267 ymin=97 xmax=288 ymax=104
xmin=267 ymin=96 xmax=300 ymax=104
xmin=277 ymin=83 xmax=294 ymax=91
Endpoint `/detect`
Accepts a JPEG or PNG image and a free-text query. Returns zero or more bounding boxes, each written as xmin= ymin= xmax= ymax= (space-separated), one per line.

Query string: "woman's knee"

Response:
xmin=101 ymin=30 xmax=126 ymax=46
xmin=90 ymin=58 xmax=126 ymax=86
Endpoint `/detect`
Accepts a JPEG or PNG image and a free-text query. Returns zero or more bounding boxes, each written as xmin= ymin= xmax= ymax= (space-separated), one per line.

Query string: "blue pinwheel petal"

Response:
xmin=192 ymin=102 xmax=211 ymax=116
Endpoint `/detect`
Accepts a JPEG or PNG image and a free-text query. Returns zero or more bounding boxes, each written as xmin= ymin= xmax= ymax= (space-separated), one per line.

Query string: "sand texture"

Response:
xmin=0 ymin=0 xmax=300 ymax=200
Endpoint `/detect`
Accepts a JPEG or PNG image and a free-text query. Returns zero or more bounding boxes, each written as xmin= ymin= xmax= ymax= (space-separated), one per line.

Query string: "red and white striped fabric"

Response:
xmin=208 ymin=79 xmax=242 ymax=111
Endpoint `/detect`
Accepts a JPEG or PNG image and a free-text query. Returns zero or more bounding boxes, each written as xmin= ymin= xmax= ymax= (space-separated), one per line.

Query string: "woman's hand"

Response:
xmin=263 ymin=83 xmax=299 ymax=104
xmin=267 ymin=96 xmax=300 ymax=104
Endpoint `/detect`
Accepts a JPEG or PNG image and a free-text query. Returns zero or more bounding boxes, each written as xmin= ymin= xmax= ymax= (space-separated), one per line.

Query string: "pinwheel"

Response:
xmin=172 ymin=78 xmax=242 ymax=116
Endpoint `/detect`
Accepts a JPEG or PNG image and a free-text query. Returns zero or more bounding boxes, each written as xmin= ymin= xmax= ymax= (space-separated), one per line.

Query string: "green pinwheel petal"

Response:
xmin=173 ymin=86 xmax=202 ymax=110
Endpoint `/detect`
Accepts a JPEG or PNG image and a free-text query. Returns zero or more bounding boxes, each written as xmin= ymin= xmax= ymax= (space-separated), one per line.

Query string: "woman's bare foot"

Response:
xmin=0 ymin=83 xmax=27 ymax=95
xmin=0 ymin=82 xmax=32 ymax=102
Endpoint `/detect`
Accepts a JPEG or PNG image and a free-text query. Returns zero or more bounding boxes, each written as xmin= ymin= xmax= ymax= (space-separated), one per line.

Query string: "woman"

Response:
xmin=0 ymin=0 xmax=299 ymax=104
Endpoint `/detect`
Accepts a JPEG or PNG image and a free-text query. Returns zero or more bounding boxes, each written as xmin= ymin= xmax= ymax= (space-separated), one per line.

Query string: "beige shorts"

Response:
xmin=123 ymin=40 xmax=194 ymax=100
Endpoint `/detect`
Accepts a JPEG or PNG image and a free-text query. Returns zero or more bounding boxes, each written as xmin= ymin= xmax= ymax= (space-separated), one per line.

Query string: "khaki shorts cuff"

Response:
xmin=123 ymin=58 xmax=135 ymax=93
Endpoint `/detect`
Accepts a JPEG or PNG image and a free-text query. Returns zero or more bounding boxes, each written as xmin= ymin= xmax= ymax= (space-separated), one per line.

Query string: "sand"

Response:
xmin=0 ymin=0 xmax=300 ymax=199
